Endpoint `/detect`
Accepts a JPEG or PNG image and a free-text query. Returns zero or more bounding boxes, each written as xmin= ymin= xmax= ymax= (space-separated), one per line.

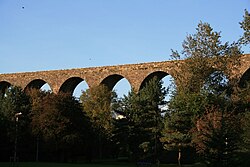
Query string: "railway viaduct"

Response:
xmin=0 ymin=54 xmax=250 ymax=95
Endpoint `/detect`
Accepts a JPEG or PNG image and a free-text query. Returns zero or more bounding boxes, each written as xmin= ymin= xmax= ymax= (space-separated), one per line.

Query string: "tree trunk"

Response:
xmin=178 ymin=147 xmax=182 ymax=167
xmin=36 ymin=137 xmax=39 ymax=162
xmin=99 ymin=134 xmax=102 ymax=159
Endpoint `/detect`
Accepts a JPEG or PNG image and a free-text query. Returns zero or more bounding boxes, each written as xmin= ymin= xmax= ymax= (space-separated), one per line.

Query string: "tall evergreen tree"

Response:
xmin=121 ymin=77 xmax=167 ymax=162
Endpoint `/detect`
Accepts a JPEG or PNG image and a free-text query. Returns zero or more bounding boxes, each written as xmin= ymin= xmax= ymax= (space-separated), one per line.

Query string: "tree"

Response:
xmin=28 ymin=89 xmax=50 ymax=138
xmin=241 ymin=110 xmax=250 ymax=152
xmin=171 ymin=22 xmax=241 ymax=93
xmin=192 ymin=106 xmax=242 ymax=166
xmin=29 ymin=91 xmax=88 ymax=161
xmin=161 ymin=91 xmax=206 ymax=166
xmin=162 ymin=21 xmax=242 ymax=166
xmin=139 ymin=77 xmax=167 ymax=162
xmin=0 ymin=86 xmax=31 ymax=161
xmin=120 ymin=77 xmax=167 ymax=162
xmin=0 ymin=96 xmax=12 ymax=161
xmin=80 ymin=84 xmax=117 ymax=159
xmin=0 ymin=86 xmax=31 ymax=122
xmin=240 ymin=9 xmax=250 ymax=45
xmin=234 ymin=79 xmax=250 ymax=155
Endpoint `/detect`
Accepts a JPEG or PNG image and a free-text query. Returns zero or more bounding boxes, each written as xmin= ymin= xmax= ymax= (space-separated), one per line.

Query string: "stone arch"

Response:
xmin=101 ymin=74 xmax=132 ymax=91
xmin=25 ymin=79 xmax=52 ymax=92
xmin=139 ymin=71 xmax=171 ymax=90
xmin=59 ymin=77 xmax=88 ymax=95
xmin=239 ymin=67 xmax=250 ymax=88
xmin=0 ymin=81 xmax=11 ymax=95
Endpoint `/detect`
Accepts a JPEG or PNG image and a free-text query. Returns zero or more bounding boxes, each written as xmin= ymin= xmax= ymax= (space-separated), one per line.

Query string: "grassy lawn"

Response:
xmin=0 ymin=162 xmax=206 ymax=167
xmin=0 ymin=162 xmax=134 ymax=167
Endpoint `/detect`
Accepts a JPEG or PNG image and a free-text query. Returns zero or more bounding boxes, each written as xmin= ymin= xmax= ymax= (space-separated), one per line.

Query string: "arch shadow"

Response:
xmin=0 ymin=81 xmax=11 ymax=95
xmin=239 ymin=68 xmax=250 ymax=88
xmin=25 ymin=79 xmax=51 ymax=92
xmin=101 ymin=74 xmax=131 ymax=91
xmin=59 ymin=77 xmax=87 ymax=95
xmin=139 ymin=71 xmax=170 ymax=90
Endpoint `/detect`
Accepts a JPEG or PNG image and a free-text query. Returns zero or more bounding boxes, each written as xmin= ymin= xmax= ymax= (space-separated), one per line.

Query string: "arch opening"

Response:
xmin=73 ymin=80 xmax=89 ymax=99
xmin=101 ymin=74 xmax=131 ymax=120
xmin=40 ymin=83 xmax=52 ymax=92
xmin=140 ymin=71 xmax=170 ymax=90
xmin=25 ymin=79 xmax=52 ymax=92
xmin=59 ymin=77 xmax=88 ymax=96
xmin=162 ymin=75 xmax=175 ymax=101
xmin=0 ymin=81 xmax=11 ymax=95
xmin=101 ymin=74 xmax=129 ymax=92
xmin=113 ymin=78 xmax=131 ymax=98
xmin=139 ymin=71 xmax=175 ymax=115
xmin=239 ymin=68 xmax=250 ymax=88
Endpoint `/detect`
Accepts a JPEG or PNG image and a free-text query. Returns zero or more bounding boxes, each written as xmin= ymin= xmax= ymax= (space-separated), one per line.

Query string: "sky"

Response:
xmin=0 ymin=0 xmax=250 ymax=96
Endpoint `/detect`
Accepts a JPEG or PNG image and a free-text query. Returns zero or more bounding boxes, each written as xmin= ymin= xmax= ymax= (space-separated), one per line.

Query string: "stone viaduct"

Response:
xmin=0 ymin=54 xmax=250 ymax=95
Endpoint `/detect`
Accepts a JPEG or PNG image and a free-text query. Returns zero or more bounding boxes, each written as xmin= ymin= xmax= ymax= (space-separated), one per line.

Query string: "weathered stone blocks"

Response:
xmin=0 ymin=54 xmax=249 ymax=94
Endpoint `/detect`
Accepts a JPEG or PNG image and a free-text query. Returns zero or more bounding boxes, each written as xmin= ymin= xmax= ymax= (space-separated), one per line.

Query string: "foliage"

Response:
xmin=235 ymin=83 xmax=250 ymax=153
xmin=0 ymin=86 xmax=31 ymax=121
xmin=240 ymin=10 xmax=250 ymax=45
xmin=81 ymin=84 xmax=116 ymax=139
xmin=29 ymin=90 xmax=88 ymax=160
xmin=192 ymin=106 xmax=242 ymax=166
xmin=241 ymin=111 xmax=250 ymax=152
xmin=0 ymin=86 xmax=31 ymax=161
xmin=171 ymin=22 xmax=241 ymax=93
xmin=160 ymin=92 xmax=195 ymax=166
xmin=231 ymin=78 xmax=250 ymax=154
xmin=30 ymin=92 xmax=83 ymax=142
xmin=161 ymin=110 xmax=192 ymax=166
xmin=161 ymin=92 xmax=202 ymax=149
xmin=165 ymin=17 xmax=248 ymax=164
xmin=80 ymin=84 xmax=118 ymax=159
xmin=0 ymin=95 xmax=12 ymax=161
xmin=164 ymin=21 xmax=243 ymax=166
xmin=120 ymin=77 xmax=167 ymax=161
xmin=27 ymin=88 xmax=50 ymax=137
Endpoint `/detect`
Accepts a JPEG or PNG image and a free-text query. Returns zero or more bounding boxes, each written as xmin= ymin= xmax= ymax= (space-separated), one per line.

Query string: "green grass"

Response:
xmin=0 ymin=162 xmax=206 ymax=167
xmin=0 ymin=162 xmax=134 ymax=167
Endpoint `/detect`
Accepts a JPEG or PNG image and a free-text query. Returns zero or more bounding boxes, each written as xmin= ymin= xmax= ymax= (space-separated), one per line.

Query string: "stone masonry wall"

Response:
xmin=0 ymin=54 xmax=249 ymax=94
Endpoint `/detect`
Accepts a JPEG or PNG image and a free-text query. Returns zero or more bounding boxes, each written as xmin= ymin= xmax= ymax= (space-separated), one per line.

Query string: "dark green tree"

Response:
xmin=240 ymin=9 xmax=250 ymax=45
xmin=121 ymin=77 xmax=167 ymax=162
xmin=234 ymin=80 xmax=250 ymax=165
xmin=161 ymin=90 xmax=211 ymax=166
xmin=0 ymin=86 xmax=31 ymax=161
xmin=80 ymin=84 xmax=118 ymax=159
xmin=241 ymin=109 xmax=250 ymax=152
xmin=0 ymin=95 xmax=12 ymax=161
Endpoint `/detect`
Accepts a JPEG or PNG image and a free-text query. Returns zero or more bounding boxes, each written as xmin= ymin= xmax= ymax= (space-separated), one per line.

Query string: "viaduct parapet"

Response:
xmin=0 ymin=54 xmax=249 ymax=94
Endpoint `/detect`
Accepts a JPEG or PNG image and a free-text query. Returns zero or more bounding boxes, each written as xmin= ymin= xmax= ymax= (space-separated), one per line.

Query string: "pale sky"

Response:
xmin=0 ymin=0 xmax=249 ymax=97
